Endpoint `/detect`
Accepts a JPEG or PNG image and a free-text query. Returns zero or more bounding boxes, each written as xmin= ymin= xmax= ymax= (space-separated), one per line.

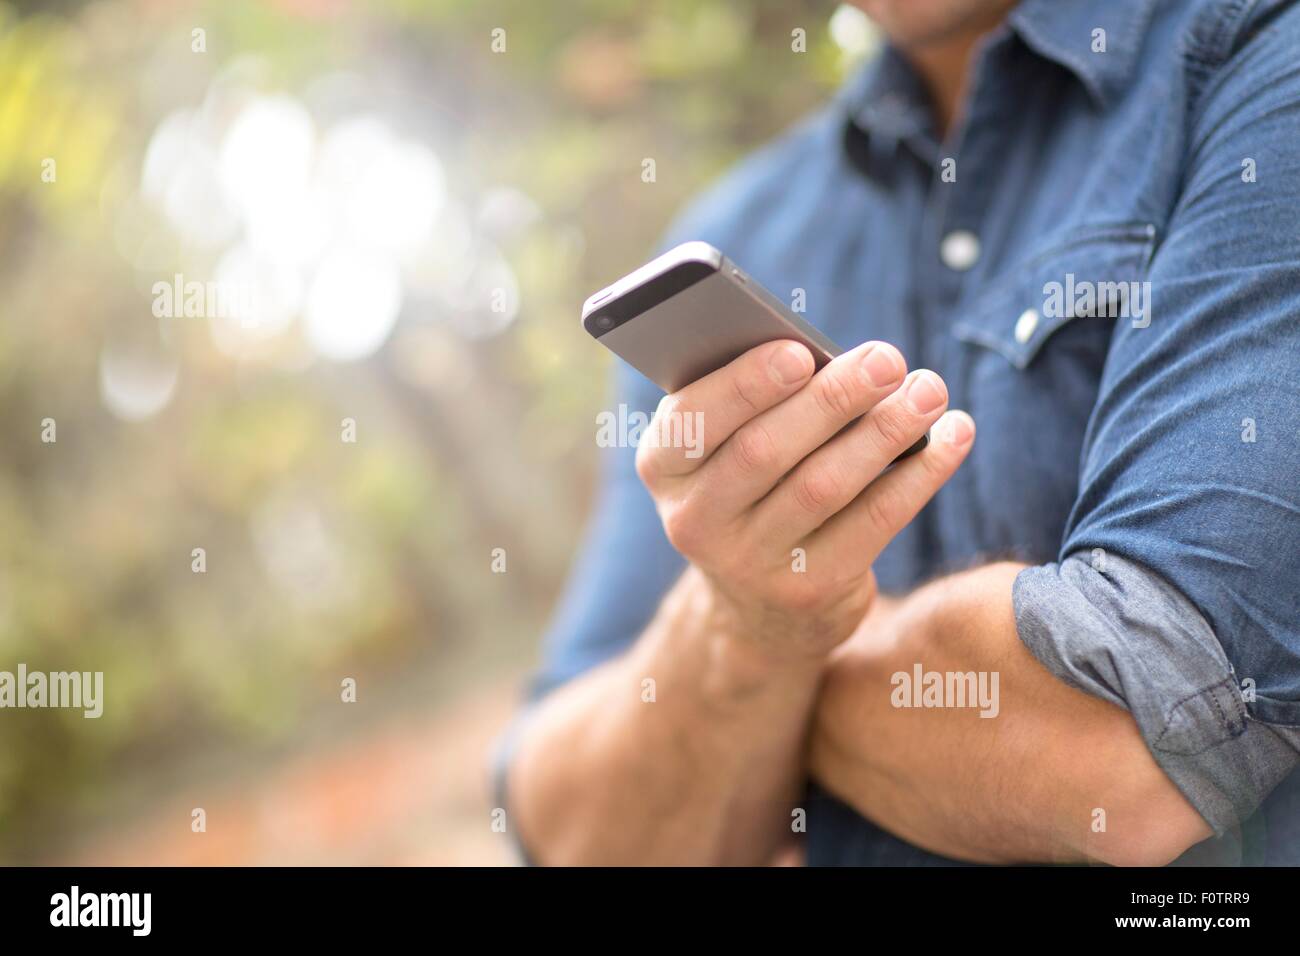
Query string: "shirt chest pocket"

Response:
xmin=937 ymin=222 xmax=1157 ymax=562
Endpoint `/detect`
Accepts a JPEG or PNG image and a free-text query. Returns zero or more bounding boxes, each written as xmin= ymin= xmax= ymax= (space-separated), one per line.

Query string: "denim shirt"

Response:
xmin=512 ymin=0 xmax=1300 ymax=865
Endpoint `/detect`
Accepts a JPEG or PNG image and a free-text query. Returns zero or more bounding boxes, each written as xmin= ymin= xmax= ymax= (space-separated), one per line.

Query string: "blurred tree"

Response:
xmin=0 ymin=0 xmax=868 ymax=861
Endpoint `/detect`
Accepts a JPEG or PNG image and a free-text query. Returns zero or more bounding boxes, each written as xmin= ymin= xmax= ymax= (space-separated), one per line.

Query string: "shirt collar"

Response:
xmin=842 ymin=0 xmax=1158 ymax=153
xmin=839 ymin=43 xmax=939 ymax=163
xmin=1007 ymin=0 xmax=1159 ymax=108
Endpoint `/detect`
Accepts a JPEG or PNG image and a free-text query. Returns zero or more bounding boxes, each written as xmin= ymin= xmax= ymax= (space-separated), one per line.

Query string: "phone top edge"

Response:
xmin=730 ymin=273 xmax=844 ymax=361
xmin=581 ymin=241 xmax=723 ymax=330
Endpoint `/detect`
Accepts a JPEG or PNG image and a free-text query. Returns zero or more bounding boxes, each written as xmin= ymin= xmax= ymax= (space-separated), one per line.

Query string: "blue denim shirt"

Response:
xmin=512 ymin=0 xmax=1300 ymax=865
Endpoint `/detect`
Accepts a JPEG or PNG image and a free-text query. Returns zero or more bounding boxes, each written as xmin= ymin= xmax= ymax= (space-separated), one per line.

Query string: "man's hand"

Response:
xmin=508 ymin=337 xmax=977 ymax=865
xmin=636 ymin=338 xmax=975 ymax=661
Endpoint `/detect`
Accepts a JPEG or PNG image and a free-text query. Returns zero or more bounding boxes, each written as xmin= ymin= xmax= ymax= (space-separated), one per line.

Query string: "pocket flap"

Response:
xmin=952 ymin=222 xmax=1157 ymax=369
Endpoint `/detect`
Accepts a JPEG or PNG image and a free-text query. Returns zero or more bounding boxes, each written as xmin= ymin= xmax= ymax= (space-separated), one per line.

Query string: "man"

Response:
xmin=501 ymin=0 xmax=1300 ymax=865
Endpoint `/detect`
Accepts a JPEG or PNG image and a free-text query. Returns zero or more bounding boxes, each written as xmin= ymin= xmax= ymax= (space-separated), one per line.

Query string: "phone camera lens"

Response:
xmin=596 ymin=315 xmax=614 ymax=329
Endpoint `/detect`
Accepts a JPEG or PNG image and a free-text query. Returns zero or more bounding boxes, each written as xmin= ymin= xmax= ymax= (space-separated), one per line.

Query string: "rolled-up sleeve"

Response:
xmin=1011 ymin=7 xmax=1300 ymax=836
xmin=1015 ymin=554 xmax=1300 ymax=834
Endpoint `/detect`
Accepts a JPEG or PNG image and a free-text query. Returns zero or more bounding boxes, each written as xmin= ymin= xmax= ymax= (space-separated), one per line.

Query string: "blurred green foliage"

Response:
xmin=0 ymin=0 xmax=864 ymax=860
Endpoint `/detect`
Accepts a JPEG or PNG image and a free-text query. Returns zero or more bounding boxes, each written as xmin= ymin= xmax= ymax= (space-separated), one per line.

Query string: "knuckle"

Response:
xmin=813 ymin=370 xmax=859 ymax=420
xmin=634 ymin=440 xmax=652 ymax=476
xmin=868 ymin=404 xmax=914 ymax=451
xmin=729 ymin=374 xmax=762 ymax=415
xmin=918 ymin=443 xmax=953 ymax=480
xmin=793 ymin=466 xmax=842 ymax=516
xmin=730 ymin=423 xmax=777 ymax=477
xmin=634 ymin=441 xmax=661 ymax=485
xmin=861 ymin=486 xmax=902 ymax=535
xmin=661 ymin=503 xmax=701 ymax=554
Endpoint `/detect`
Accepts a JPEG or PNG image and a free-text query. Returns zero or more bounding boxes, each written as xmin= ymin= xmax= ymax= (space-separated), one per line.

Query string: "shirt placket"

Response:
xmin=917 ymin=31 xmax=1021 ymax=330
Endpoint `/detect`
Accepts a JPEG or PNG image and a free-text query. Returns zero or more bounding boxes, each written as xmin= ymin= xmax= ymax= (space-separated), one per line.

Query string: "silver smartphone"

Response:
xmin=582 ymin=240 xmax=927 ymax=459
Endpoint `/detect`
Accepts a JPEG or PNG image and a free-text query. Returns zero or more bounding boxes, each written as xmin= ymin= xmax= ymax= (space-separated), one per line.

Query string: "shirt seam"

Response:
xmin=1152 ymin=676 xmax=1247 ymax=756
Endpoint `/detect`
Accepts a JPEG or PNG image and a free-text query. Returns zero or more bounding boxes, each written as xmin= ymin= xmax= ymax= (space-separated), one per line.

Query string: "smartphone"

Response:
xmin=582 ymin=240 xmax=928 ymax=460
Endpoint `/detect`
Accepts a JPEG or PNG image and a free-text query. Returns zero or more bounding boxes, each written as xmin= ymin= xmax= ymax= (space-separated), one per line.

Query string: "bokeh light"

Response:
xmin=0 ymin=0 xmax=856 ymax=866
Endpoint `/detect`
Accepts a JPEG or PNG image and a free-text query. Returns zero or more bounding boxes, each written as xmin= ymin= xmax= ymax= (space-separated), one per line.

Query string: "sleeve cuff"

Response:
xmin=1013 ymin=550 xmax=1300 ymax=836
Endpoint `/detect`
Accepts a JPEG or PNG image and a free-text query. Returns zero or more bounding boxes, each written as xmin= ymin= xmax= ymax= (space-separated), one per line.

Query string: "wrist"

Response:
xmin=685 ymin=567 xmax=833 ymax=698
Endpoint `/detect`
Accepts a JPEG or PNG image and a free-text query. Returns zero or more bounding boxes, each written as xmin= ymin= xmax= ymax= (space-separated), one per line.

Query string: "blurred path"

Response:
xmin=70 ymin=679 xmax=523 ymax=866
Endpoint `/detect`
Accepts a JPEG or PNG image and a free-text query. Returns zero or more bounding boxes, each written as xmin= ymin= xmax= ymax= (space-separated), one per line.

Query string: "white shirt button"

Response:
xmin=940 ymin=230 xmax=980 ymax=271
xmin=1014 ymin=307 xmax=1039 ymax=343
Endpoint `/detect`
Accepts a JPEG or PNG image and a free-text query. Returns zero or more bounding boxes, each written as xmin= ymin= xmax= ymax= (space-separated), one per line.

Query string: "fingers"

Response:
xmin=754 ymin=368 xmax=950 ymax=541
xmin=701 ymin=341 xmax=909 ymax=510
xmin=805 ymin=409 xmax=976 ymax=574
xmin=636 ymin=340 xmax=815 ymax=484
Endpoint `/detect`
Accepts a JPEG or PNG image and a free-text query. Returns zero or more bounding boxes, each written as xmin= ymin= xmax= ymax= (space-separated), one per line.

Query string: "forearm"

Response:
xmin=509 ymin=566 xmax=823 ymax=866
xmin=809 ymin=562 xmax=1211 ymax=865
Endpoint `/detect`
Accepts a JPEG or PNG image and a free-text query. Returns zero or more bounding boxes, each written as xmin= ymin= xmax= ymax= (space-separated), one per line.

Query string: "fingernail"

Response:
xmin=944 ymin=410 xmax=975 ymax=446
xmin=903 ymin=370 xmax=946 ymax=413
xmin=860 ymin=343 xmax=903 ymax=387
xmin=769 ymin=343 xmax=812 ymax=385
